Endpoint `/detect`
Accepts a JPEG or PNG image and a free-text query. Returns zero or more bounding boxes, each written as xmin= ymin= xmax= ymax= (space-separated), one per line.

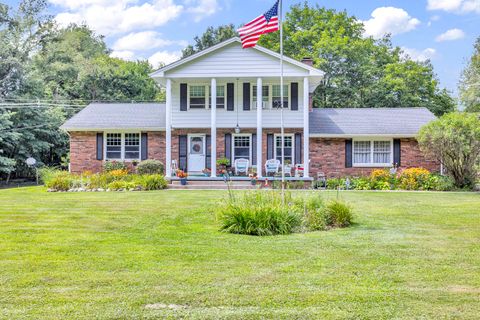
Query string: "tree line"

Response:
xmin=1 ymin=0 xmax=478 ymax=180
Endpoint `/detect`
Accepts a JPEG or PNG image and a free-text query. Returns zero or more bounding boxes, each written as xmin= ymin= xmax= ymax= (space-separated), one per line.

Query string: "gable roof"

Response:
xmin=309 ymin=108 xmax=436 ymax=137
xmin=61 ymin=103 xmax=165 ymax=131
xmin=150 ymin=37 xmax=324 ymax=78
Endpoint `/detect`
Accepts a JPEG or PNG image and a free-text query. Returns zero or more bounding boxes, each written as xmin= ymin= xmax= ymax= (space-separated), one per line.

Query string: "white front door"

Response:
xmin=188 ymin=134 xmax=206 ymax=173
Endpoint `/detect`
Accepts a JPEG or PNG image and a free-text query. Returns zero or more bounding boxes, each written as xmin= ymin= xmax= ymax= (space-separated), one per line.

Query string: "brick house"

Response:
xmin=61 ymin=37 xmax=439 ymax=179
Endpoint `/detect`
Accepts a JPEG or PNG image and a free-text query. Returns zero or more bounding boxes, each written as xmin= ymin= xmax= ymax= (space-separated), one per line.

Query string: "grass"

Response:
xmin=0 ymin=188 xmax=479 ymax=319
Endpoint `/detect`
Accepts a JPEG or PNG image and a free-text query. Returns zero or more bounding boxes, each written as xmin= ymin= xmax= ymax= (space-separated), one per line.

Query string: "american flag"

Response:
xmin=238 ymin=0 xmax=279 ymax=48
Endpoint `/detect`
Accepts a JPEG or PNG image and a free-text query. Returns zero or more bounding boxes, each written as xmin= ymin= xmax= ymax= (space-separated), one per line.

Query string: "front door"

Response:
xmin=187 ymin=134 xmax=206 ymax=173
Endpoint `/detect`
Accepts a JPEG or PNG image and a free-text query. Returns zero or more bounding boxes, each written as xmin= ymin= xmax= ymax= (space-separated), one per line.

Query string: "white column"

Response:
xmin=256 ymin=78 xmax=263 ymax=177
xmin=303 ymin=77 xmax=310 ymax=178
xmin=210 ymin=78 xmax=217 ymax=177
xmin=165 ymin=78 xmax=172 ymax=177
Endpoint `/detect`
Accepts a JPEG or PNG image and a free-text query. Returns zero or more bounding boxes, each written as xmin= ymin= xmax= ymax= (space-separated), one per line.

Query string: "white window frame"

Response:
xmin=208 ymin=84 xmax=226 ymax=109
xmin=104 ymin=132 xmax=141 ymax=161
xmin=251 ymin=83 xmax=291 ymax=110
xmin=188 ymin=84 xmax=208 ymax=109
xmin=352 ymin=138 xmax=393 ymax=167
xmin=274 ymin=134 xmax=295 ymax=164
xmin=231 ymin=133 xmax=252 ymax=163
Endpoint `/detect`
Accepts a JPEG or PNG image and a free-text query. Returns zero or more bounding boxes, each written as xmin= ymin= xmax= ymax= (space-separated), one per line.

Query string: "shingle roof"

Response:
xmin=309 ymin=108 xmax=436 ymax=136
xmin=61 ymin=103 xmax=166 ymax=131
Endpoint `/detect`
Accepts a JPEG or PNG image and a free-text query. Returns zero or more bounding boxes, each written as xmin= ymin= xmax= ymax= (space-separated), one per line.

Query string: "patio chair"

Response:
xmin=234 ymin=158 xmax=250 ymax=176
xmin=265 ymin=159 xmax=280 ymax=176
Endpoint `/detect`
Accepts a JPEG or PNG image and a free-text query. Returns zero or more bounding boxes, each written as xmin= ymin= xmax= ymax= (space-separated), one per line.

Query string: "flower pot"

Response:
xmin=250 ymin=179 xmax=257 ymax=186
xmin=180 ymin=178 xmax=187 ymax=186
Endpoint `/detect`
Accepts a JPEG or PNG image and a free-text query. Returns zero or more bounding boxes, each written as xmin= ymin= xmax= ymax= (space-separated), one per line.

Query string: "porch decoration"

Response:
xmin=176 ymin=170 xmax=188 ymax=185
xmin=216 ymin=157 xmax=230 ymax=175
xmin=249 ymin=173 xmax=258 ymax=186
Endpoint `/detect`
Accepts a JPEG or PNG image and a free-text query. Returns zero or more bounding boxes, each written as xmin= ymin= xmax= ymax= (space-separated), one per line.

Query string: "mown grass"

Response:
xmin=0 ymin=187 xmax=479 ymax=319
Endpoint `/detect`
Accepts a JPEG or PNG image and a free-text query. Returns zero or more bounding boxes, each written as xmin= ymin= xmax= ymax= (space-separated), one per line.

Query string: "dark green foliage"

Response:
xmin=103 ymin=161 xmax=128 ymax=172
xmin=136 ymin=160 xmax=165 ymax=175
xmin=182 ymin=24 xmax=237 ymax=58
xmin=139 ymin=174 xmax=168 ymax=190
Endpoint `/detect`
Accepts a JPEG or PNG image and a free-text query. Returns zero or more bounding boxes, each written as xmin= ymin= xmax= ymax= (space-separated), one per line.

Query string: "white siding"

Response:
xmin=165 ymin=42 xmax=309 ymax=78
xmin=171 ymin=79 xmax=305 ymax=128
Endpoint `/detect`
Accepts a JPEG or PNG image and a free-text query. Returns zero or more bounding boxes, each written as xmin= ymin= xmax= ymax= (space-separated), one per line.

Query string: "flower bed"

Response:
xmin=325 ymin=168 xmax=455 ymax=191
xmin=39 ymin=167 xmax=167 ymax=192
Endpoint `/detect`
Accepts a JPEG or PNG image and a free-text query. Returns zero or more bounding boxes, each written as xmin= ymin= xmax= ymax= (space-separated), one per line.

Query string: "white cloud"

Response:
xmin=52 ymin=0 xmax=183 ymax=35
xmin=363 ymin=7 xmax=421 ymax=38
xmin=401 ymin=47 xmax=437 ymax=61
xmin=113 ymin=31 xmax=187 ymax=51
xmin=186 ymin=0 xmax=219 ymax=22
xmin=110 ymin=50 xmax=136 ymax=60
xmin=49 ymin=0 xmax=134 ymax=10
xmin=435 ymin=28 xmax=466 ymax=42
xmin=148 ymin=51 xmax=181 ymax=68
xmin=427 ymin=0 xmax=480 ymax=14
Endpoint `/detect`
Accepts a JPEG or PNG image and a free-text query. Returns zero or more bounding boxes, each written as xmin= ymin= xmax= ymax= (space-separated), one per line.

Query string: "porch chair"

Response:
xmin=265 ymin=159 xmax=281 ymax=176
xmin=234 ymin=158 xmax=250 ymax=176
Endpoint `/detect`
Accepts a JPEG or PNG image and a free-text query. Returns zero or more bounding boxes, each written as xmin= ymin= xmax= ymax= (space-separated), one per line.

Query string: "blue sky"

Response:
xmin=6 ymin=0 xmax=480 ymax=95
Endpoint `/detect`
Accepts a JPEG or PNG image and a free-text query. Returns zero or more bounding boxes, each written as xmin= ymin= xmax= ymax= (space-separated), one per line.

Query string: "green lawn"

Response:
xmin=0 ymin=188 xmax=479 ymax=319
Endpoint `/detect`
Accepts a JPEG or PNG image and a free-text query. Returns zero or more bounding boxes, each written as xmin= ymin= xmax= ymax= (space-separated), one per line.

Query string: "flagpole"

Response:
xmin=279 ymin=0 xmax=285 ymax=203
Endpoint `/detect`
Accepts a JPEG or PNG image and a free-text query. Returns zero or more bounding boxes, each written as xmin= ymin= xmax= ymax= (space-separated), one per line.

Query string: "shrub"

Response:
xmin=103 ymin=160 xmax=128 ymax=172
xmin=301 ymin=196 xmax=328 ymax=231
xmin=425 ymin=174 xmax=456 ymax=191
xmin=137 ymin=160 xmax=164 ymax=175
xmin=139 ymin=174 xmax=168 ymax=190
xmin=325 ymin=200 xmax=353 ymax=228
xmin=326 ymin=178 xmax=346 ymax=189
xmin=370 ymin=169 xmax=395 ymax=190
xmin=107 ymin=180 xmax=126 ymax=191
xmin=398 ymin=168 xmax=431 ymax=190
xmin=217 ymin=191 xmax=301 ymax=236
xmin=108 ymin=169 xmax=129 ymax=180
xmin=42 ymin=170 xmax=75 ymax=191
xmin=351 ymin=177 xmax=372 ymax=190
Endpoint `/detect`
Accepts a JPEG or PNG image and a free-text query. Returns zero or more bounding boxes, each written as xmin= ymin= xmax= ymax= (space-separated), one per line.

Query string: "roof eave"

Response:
xmin=309 ymin=133 xmax=418 ymax=138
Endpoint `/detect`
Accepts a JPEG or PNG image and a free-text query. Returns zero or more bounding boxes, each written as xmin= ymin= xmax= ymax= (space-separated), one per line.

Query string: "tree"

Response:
xmin=418 ymin=112 xmax=480 ymax=188
xmin=182 ymin=24 xmax=237 ymax=57
xmin=459 ymin=36 xmax=480 ymax=113
xmin=258 ymin=3 xmax=454 ymax=115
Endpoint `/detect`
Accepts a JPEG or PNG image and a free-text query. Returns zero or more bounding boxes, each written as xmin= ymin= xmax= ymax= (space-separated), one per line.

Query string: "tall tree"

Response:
xmin=182 ymin=24 xmax=237 ymax=57
xmin=258 ymin=3 xmax=455 ymax=115
xmin=459 ymin=36 xmax=480 ymax=113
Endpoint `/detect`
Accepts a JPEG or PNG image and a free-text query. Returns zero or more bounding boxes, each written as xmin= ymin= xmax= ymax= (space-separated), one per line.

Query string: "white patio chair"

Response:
xmin=234 ymin=158 xmax=250 ymax=176
xmin=265 ymin=159 xmax=280 ymax=176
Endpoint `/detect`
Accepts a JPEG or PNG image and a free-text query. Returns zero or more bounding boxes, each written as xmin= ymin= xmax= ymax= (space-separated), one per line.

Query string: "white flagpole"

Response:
xmin=279 ymin=0 xmax=285 ymax=202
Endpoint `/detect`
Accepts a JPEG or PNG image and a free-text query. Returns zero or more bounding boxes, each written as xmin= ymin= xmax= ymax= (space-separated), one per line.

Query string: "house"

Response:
xmin=61 ymin=37 xmax=439 ymax=179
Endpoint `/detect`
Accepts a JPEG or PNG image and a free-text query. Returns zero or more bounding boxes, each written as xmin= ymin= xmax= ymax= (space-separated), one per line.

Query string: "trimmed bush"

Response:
xmin=103 ymin=161 xmax=128 ymax=172
xmin=137 ymin=160 xmax=164 ymax=175
xmin=325 ymin=200 xmax=353 ymax=228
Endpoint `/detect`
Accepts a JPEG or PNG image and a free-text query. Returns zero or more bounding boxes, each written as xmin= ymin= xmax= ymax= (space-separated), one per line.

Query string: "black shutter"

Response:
xmin=96 ymin=133 xmax=103 ymax=160
xmin=291 ymin=82 xmax=299 ymax=111
xmin=180 ymin=83 xmax=187 ymax=111
xmin=267 ymin=134 xmax=274 ymax=160
xmin=243 ymin=83 xmax=250 ymax=110
xmin=179 ymin=135 xmax=188 ymax=171
xmin=141 ymin=133 xmax=148 ymax=160
xmin=393 ymin=139 xmax=401 ymax=166
xmin=225 ymin=133 xmax=232 ymax=165
xmin=252 ymin=133 xmax=257 ymax=165
xmin=345 ymin=139 xmax=353 ymax=168
xmin=227 ymin=83 xmax=234 ymax=111
xmin=206 ymin=135 xmax=211 ymax=170
xmin=295 ymin=133 xmax=302 ymax=164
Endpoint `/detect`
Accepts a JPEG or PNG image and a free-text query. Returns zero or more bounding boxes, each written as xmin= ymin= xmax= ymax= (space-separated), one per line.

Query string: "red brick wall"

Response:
xmin=309 ymin=137 xmax=440 ymax=178
xmin=69 ymin=131 xmax=103 ymax=174
xmin=69 ymin=131 xmax=166 ymax=174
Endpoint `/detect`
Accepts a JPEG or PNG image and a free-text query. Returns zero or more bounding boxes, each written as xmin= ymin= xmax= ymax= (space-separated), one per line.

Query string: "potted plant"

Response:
xmin=202 ymin=168 xmax=211 ymax=177
xmin=249 ymin=173 xmax=258 ymax=186
xmin=176 ymin=170 xmax=188 ymax=185
xmin=216 ymin=157 xmax=230 ymax=175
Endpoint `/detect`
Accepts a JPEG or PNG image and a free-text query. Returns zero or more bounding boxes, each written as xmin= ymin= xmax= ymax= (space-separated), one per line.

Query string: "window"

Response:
xmin=272 ymin=85 xmax=289 ymax=108
xmin=252 ymin=85 xmax=269 ymax=109
xmin=124 ymin=133 xmax=140 ymax=159
xmin=353 ymin=140 xmax=392 ymax=166
xmin=232 ymin=135 xmax=251 ymax=162
xmin=275 ymin=135 xmax=294 ymax=164
xmin=105 ymin=133 xmax=141 ymax=160
xmin=208 ymin=85 xmax=225 ymax=108
xmin=106 ymin=133 xmax=122 ymax=159
xmin=189 ymin=85 xmax=206 ymax=108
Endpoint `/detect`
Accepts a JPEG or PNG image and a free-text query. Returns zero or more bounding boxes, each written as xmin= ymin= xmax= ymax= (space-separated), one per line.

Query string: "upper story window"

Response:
xmin=272 ymin=85 xmax=289 ymax=108
xmin=353 ymin=139 xmax=392 ymax=167
xmin=105 ymin=133 xmax=140 ymax=161
xmin=208 ymin=85 xmax=225 ymax=109
xmin=252 ymin=85 xmax=269 ymax=109
xmin=189 ymin=85 xmax=206 ymax=108
xmin=275 ymin=134 xmax=294 ymax=164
